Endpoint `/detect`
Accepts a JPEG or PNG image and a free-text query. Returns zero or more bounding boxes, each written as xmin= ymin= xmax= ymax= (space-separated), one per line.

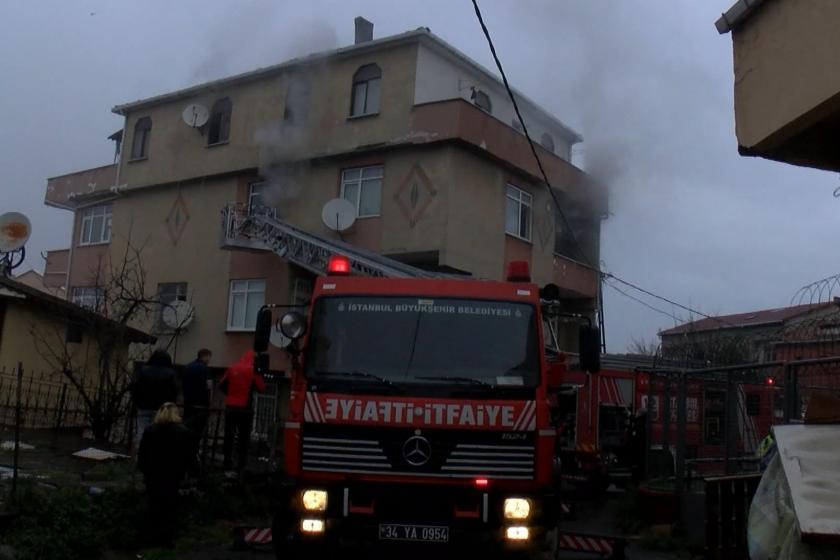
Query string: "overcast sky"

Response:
xmin=2 ymin=1 xmax=838 ymax=352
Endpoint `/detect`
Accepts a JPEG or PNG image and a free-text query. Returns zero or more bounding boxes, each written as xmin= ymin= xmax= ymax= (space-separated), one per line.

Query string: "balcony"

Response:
xmin=553 ymin=253 xmax=598 ymax=300
xmin=45 ymin=164 xmax=118 ymax=209
xmin=220 ymin=203 xmax=272 ymax=251
xmin=411 ymin=99 xmax=607 ymax=213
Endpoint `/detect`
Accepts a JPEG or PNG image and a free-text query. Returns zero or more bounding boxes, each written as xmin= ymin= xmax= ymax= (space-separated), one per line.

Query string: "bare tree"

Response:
xmin=628 ymin=337 xmax=660 ymax=357
xmin=660 ymin=331 xmax=752 ymax=367
xmin=30 ymin=235 xmax=159 ymax=441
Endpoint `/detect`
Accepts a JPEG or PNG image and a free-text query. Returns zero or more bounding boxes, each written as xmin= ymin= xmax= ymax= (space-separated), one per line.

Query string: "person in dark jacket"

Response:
xmin=138 ymin=402 xmax=195 ymax=547
xmin=220 ymin=350 xmax=266 ymax=472
xmin=182 ymin=348 xmax=213 ymax=464
xmin=132 ymin=350 xmax=178 ymax=450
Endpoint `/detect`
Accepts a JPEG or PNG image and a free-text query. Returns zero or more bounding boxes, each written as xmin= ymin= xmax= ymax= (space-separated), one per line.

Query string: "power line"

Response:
xmin=604 ymin=273 xmax=738 ymax=328
xmin=470 ymin=0 xmax=591 ymax=267
xmin=470 ymin=0 xmax=735 ymax=332
xmin=604 ymin=278 xmax=682 ymax=323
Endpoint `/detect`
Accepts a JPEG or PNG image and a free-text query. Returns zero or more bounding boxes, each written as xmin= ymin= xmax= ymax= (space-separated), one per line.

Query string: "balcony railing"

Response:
xmin=220 ymin=202 xmax=274 ymax=251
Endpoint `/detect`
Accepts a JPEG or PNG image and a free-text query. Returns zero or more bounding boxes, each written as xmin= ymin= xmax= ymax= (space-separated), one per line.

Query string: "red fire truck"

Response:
xmin=253 ymin=255 xmax=600 ymax=558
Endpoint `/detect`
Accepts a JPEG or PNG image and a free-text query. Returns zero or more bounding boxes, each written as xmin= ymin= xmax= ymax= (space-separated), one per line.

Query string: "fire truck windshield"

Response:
xmin=305 ymin=296 xmax=540 ymax=389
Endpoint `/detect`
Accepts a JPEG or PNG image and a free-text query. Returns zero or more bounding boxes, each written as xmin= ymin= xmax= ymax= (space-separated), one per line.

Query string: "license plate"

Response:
xmin=378 ymin=523 xmax=450 ymax=543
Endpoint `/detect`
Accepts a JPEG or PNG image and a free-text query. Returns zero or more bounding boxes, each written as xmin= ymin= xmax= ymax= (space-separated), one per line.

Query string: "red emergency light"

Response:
xmin=327 ymin=255 xmax=351 ymax=276
xmin=766 ymin=377 xmax=775 ymax=386
xmin=506 ymin=260 xmax=531 ymax=283
xmin=474 ymin=478 xmax=489 ymax=488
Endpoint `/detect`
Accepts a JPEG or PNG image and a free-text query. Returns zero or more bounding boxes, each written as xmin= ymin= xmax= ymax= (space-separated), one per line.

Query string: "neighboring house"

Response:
xmin=660 ymin=303 xmax=838 ymax=364
xmin=0 ymin=274 xmax=154 ymax=377
xmin=717 ymin=1 xmax=840 ymax=172
xmin=13 ymin=268 xmax=65 ymax=299
xmin=43 ymin=18 xmax=606 ymax=367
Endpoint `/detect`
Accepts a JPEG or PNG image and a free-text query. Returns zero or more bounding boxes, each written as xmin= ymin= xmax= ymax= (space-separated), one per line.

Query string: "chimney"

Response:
xmin=355 ymin=17 xmax=373 ymax=44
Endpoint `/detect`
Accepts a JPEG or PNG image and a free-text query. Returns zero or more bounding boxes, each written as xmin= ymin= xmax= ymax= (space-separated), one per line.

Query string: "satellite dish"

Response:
xmin=162 ymin=300 xmax=195 ymax=330
xmin=182 ymin=103 xmax=209 ymax=128
xmin=321 ymin=198 xmax=357 ymax=232
xmin=0 ymin=212 xmax=31 ymax=252
xmin=269 ymin=320 xmax=292 ymax=349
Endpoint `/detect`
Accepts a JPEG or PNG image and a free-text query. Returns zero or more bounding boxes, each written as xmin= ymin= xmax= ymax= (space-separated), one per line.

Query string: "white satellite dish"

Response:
xmin=162 ymin=300 xmax=195 ymax=330
xmin=269 ymin=320 xmax=292 ymax=349
xmin=0 ymin=212 xmax=32 ymax=252
xmin=182 ymin=103 xmax=209 ymax=128
xmin=321 ymin=198 xmax=357 ymax=232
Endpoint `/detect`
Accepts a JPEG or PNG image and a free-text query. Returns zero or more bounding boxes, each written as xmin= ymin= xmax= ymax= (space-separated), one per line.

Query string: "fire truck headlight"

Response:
xmin=503 ymin=498 xmax=531 ymax=520
xmin=505 ymin=526 xmax=529 ymax=541
xmin=302 ymin=489 xmax=328 ymax=512
xmin=280 ymin=311 xmax=307 ymax=339
xmin=301 ymin=519 xmax=325 ymax=534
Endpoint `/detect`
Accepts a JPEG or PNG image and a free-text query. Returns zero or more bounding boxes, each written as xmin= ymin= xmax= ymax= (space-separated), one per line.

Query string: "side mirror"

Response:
xmin=254 ymin=307 xmax=273 ymax=353
xmin=540 ymin=283 xmax=561 ymax=301
xmin=579 ymin=324 xmax=601 ymax=373
xmin=280 ymin=311 xmax=307 ymax=340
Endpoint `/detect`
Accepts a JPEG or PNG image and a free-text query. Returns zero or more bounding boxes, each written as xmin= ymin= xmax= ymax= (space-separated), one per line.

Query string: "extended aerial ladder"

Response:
xmin=221 ymin=204 xmax=442 ymax=279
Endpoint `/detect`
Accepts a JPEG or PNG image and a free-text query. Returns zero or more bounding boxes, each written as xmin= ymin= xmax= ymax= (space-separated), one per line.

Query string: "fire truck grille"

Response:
xmin=301 ymin=437 xmax=390 ymax=472
xmin=300 ymin=426 xmax=535 ymax=480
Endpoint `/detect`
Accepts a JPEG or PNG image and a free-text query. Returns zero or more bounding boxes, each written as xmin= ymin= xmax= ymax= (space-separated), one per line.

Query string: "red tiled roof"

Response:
xmin=659 ymin=303 xmax=830 ymax=336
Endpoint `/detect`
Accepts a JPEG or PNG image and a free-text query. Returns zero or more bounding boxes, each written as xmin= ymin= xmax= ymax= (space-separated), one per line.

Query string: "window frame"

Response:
xmin=473 ymin=89 xmax=492 ymax=114
xmin=505 ymin=184 xmax=533 ymax=242
xmin=79 ymin=205 xmax=113 ymax=246
xmin=226 ymin=278 xmax=266 ymax=332
xmin=71 ymin=286 xmax=103 ymax=311
xmin=540 ymin=132 xmax=556 ymax=153
xmin=340 ymin=165 xmax=384 ymax=218
xmin=248 ymin=182 xmax=268 ymax=216
xmin=130 ymin=116 xmax=151 ymax=161
xmin=350 ymin=64 xmax=382 ymax=117
xmin=206 ymin=98 xmax=232 ymax=146
xmin=156 ymin=282 xmax=188 ymax=331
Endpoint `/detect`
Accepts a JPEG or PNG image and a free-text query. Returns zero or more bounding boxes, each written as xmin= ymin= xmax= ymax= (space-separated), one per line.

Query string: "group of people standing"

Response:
xmin=131 ymin=348 xmax=266 ymax=546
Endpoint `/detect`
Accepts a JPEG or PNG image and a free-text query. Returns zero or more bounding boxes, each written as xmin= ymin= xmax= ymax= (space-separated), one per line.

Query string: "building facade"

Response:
xmin=717 ymin=0 xmax=840 ymax=171
xmin=44 ymin=21 xmax=605 ymax=368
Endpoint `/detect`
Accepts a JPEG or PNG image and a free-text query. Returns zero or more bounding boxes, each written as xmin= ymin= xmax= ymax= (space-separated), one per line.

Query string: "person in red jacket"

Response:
xmin=219 ymin=350 xmax=266 ymax=471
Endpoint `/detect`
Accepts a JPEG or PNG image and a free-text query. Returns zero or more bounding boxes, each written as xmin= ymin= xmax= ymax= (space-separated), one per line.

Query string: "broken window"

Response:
xmin=207 ymin=97 xmax=232 ymax=145
xmin=248 ymin=182 xmax=268 ymax=216
xmin=71 ymin=286 xmax=103 ymax=311
xmin=157 ymin=282 xmax=188 ymax=331
xmin=472 ymin=89 xmax=492 ymax=114
xmin=540 ymin=132 xmax=555 ymax=153
xmin=130 ymin=116 xmax=151 ymax=160
xmin=505 ymin=184 xmax=532 ymax=242
xmin=284 ymin=81 xmax=310 ymax=124
xmin=350 ymin=64 xmax=381 ymax=116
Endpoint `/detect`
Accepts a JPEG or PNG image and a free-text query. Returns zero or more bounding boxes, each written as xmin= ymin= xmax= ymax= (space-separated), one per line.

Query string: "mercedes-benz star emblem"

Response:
xmin=402 ymin=435 xmax=432 ymax=466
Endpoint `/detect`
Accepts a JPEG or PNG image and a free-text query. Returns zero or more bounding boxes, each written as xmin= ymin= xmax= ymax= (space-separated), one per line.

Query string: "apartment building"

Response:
xmin=44 ymin=19 xmax=605 ymax=368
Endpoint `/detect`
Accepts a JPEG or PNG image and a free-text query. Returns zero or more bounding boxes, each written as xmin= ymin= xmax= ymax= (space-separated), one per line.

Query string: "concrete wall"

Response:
xmin=732 ymin=0 xmax=840 ymax=150
xmin=414 ymin=43 xmax=574 ymax=161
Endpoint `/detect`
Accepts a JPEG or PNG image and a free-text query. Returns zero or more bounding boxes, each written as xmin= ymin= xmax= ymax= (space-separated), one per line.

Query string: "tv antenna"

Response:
xmin=0 ymin=212 xmax=31 ymax=276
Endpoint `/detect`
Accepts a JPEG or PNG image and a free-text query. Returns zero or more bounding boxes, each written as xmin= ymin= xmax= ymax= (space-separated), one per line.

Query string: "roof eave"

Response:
xmin=715 ymin=0 xmax=768 ymax=34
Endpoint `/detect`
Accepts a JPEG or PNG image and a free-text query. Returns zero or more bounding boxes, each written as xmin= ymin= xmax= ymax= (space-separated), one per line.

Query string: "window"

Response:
xmin=71 ymin=287 xmax=103 ymax=310
xmin=505 ymin=184 xmax=532 ymax=241
xmin=79 ymin=205 xmax=112 ymax=245
xmin=540 ymin=132 xmax=555 ymax=153
xmin=207 ymin=98 xmax=232 ymax=145
xmin=284 ymin=81 xmax=310 ymax=124
xmin=248 ymin=182 xmax=268 ymax=215
xmin=704 ymin=390 xmax=725 ymax=445
xmin=350 ymin=64 xmax=381 ymax=116
xmin=227 ymin=279 xmax=266 ymax=331
xmin=291 ymin=277 xmax=313 ymax=307
xmin=472 ymin=89 xmax=492 ymax=113
xmin=157 ymin=282 xmax=187 ymax=330
xmin=130 ymin=116 xmax=151 ymax=160
xmin=341 ymin=165 xmax=383 ymax=217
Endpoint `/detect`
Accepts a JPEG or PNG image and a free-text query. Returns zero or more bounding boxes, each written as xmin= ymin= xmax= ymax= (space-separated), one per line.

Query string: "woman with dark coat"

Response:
xmin=138 ymin=402 xmax=195 ymax=547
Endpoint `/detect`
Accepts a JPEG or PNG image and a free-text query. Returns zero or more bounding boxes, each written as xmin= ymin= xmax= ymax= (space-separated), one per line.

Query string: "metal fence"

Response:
xmin=0 ymin=364 xmax=96 ymax=431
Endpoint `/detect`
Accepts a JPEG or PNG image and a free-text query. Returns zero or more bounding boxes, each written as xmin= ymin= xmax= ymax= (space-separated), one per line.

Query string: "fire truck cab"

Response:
xmin=254 ymin=256 xmax=600 ymax=558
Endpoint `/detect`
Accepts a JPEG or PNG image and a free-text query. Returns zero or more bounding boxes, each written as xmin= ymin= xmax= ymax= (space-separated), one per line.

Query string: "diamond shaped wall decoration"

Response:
xmin=166 ymin=193 xmax=190 ymax=245
xmin=394 ymin=164 xmax=437 ymax=228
